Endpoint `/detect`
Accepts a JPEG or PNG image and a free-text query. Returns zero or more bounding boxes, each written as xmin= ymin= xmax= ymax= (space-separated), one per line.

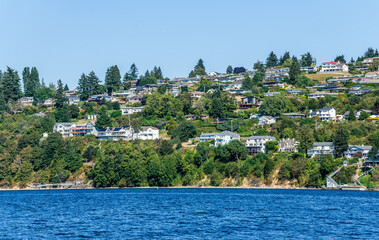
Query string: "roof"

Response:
xmin=219 ymin=131 xmax=240 ymax=138
xmin=55 ymin=122 xmax=76 ymax=127
xmin=319 ymin=107 xmax=334 ymax=111
xmin=348 ymin=145 xmax=372 ymax=151
xmin=140 ymin=126 xmax=158 ymax=131
xmin=260 ymin=116 xmax=276 ymax=121
xmin=247 ymin=135 xmax=276 ymax=141
xmin=313 ymin=142 xmax=334 ymax=146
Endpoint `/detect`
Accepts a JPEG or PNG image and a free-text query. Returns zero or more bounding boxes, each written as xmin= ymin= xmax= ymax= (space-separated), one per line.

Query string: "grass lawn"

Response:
xmin=305 ymin=73 xmax=349 ymax=82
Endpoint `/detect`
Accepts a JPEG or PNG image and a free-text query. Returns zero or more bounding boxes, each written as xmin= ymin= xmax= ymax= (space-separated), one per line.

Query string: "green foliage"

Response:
xmin=172 ymin=121 xmax=196 ymax=142
xmin=333 ymin=126 xmax=349 ymax=158
xmin=96 ymin=106 xmax=112 ymax=128
xmin=77 ymin=71 xmax=102 ymax=100
xmin=189 ymin=59 xmax=206 ymax=77
xmin=226 ymin=65 xmax=233 ymax=74
xmin=105 ymin=65 xmax=121 ymax=94
xmin=259 ymin=95 xmax=289 ymax=116
xmin=143 ymin=92 xmax=183 ymax=119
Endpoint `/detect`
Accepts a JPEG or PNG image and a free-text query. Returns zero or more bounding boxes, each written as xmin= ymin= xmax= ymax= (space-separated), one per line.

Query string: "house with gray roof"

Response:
xmin=343 ymin=145 xmax=372 ymax=160
xmin=199 ymin=131 xmax=240 ymax=147
xmin=245 ymin=135 xmax=276 ymax=155
xmin=307 ymin=142 xmax=334 ymax=157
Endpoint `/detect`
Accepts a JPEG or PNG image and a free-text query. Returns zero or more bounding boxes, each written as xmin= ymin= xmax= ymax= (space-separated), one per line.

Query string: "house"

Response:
xmin=308 ymin=92 xmax=339 ymax=99
xmin=320 ymin=61 xmax=348 ymax=72
xmin=279 ymin=138 xmax=299 ymax=152
xmin=92 ymin=126 xmax=132 ymax=141
xmin=307 ymin=142 xmax=335 ymax=157
xmin=190 ymin=91 xmax=205 ymax=99
xmin=70 ymin=121 xmax=96 ymax=136
xmin=343 ymin=110 xmax=371 ymax=119
xmin=363 ymin=57 xmax=379 ymax=67
xmin=43 ymin=98 xmax=54 ymax=106
xmin=53 ymin=123 xmax=76 ymax=137
xmin=258 ymin=116 xmax=276 ymax=126
xmin=286 ymin=89 xmax=303 ymax=95
xmin=281 ymin=113 xmax=306 ymax=119
xmin=363 ymin=151 xmax=379 ymax=167
xmin=349 ymin=88 xmax=372 ymax=95
xmin=364 ymin=71 xmax=379 ymax=79
xmin=263 ymin=92 xmax=281 ymax=97
xmin=18 ymin=97 xmax=34 ymax=107
xmin=240 ymin=96 xmax=260 ymax=109
xmin=309 ymin=107 xmax=336 ymax=121
xmin=68 ymin=95 xmax=80 ymax=105
xmin=121 ymin=106 xmax=144 ymax=115
xmin=63 ymin=89 xmax=78 ymax=96
xmin=199 ymin=131 xmax=240 ymax=146
xmin=215 ymin=131 xmax=240 ymax=147
xmin=344 ymin=145 xmax=372 ymax=160
xmin=229 ymin=80 xmax=243 ymax=90
xmin=245 ymin=135 xmax=276 ymax=155
xmin=300 ymin=66 xmax=318 ymax=73
xmin=88 ymin=94 xmax=112 ymax=103
xmin=133 ymin=126 xmax=159 ymax=140
xmin=327 ymin=76 xmax=360 ymax=84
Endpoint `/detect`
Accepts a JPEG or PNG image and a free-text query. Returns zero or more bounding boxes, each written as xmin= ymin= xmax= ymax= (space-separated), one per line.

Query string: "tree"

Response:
xmin=259 ymin=95 xmax=288 ymax=116
xmin=172 ymin=121 xmax=196 ymax=142
xmin=279 ymin=51 xmax=291 ymax=65
xmin=226 ymin=65 xmax=233 ymax=74
xmin=128 ymin=63 xmax=139 ymax=80
xmin=54 ymin=79 xmax=67 ymax=108
xmin=289 ymin=56 xmax=300 ymax=83
xmin=266 ymin=51 xmax=278 ymax=67
xmin=297 ymin=126 xmax=315 ymax=153
xmin=233 ymin=67 xmax=246 ymax=74
xmin=359 ymin=111 xmax=370 ymax=120
xmin=347 ymin=107 xmax=356 ymax=121
xmin=22 ymin=67 xmax=32 ymax=96
xmin=152 ymin=66 xmax=163 ymax=79
xmin=2 ymin=67 xmax=21 ymax=102
xmin=178 ymin=92 xmax=192 ymax=115
xmin=301 ymin=52 xmax=314 ymax=67
xmin=265 ymin=141 xmax=279 ymax=153
xmin=368 ymin=59 xmax=379 ymax=72
xmin=105 ymin=65 xmax=121 ymax=94
xmin=334 ymin=55 xmax=346 ymax=63
xmin=334 ymin=126 xmax=349 ymax=158
xmin=189 ymin=59 xmax=206 ymax=77
xmin=242 ymin=74 xmax=253 ymax=90
xmin=364 ymin=47 xmax=376 ymax=58
xmin=96 ymin=106 xmax=112 ymax=128
xmin=63 ymin=84 xmax=69 ymax=91
xmin=253 ymin=61 xmax=265 ymax=76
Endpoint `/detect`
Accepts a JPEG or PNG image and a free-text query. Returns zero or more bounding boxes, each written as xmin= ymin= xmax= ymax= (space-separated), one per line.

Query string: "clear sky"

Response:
xmin=1 ymin=0 xmax=379 ymax=88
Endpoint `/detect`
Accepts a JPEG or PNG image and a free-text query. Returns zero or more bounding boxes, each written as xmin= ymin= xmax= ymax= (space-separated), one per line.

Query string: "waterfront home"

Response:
xmin=199 ymin=131 xmax=240 ymax=147
xmin=53 ymin=122 xmax=76 ymax=137
xmin=258 ymin=116 xmax=276 ymax=126
xmin=71 ymin=121 xmax=96 ymax=136
xmin=300 ymin=66 xmax=318 ymax=73
xmin=286 ymin=89 xmax=303 ymax=95
xmin=309 ymin=107 xmax=336 ymax=121
xmin=344 ymin=145 xmax=372 ymax=160
xmin=92 ymin=126 xmax=132 ymax=141
xmin=133 ymin=126 xmax=159 ymax=140
xmin=279 ymin=138 xmax=299 ymax=152
xmin=240 ymin=96 xmax=261 ymax=109
xmin=121 ymin=106 xmax=144 ymax=115
xmin=68 ymin=95 xmax=80 ymax=105
xmin=245 ymin=135 xmax=276 ymax=155
xmin=263 ymin=92 xmax=281 ymax=97
xmin=320 ymin=61 xmax=348 ymax=72
xmin=307 ymin=142 xmax=335 ymax=157
xmin=281 ymin=113 xmax=306 ymax=119
xmin=363 ymin=151 xmax=379 ymax=167
xmin=18 ymin=97 xmax=34 ymax=107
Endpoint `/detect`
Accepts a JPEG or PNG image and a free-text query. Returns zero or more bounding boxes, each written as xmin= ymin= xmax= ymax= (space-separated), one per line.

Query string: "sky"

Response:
xmin=1 ymin=0 xmax=379 ymax=89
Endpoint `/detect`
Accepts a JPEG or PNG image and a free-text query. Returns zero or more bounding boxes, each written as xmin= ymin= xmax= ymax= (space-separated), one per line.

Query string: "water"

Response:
xmin=0 ymin=189 xmax=378 ymax=239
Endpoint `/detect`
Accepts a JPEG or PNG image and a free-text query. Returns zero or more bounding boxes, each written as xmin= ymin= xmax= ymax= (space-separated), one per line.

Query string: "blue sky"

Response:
xmin=1 ymin=0 xmax=378 ymax=88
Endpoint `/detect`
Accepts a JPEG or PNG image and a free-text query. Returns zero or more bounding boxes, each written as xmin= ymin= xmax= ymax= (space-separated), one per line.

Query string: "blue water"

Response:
xmin=0 ymin=189 xmax=378 ymax=239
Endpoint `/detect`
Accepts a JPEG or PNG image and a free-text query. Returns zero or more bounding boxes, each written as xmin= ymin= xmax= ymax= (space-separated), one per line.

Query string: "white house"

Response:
xmin=215 ymin=131 xmax=240 ymax=147
xmin=307 ymin=142 xmax=335 ymax=157
xmin=300 ymin=66 xmax=318 ymax=72
xmin=320 ymin=61 xmax=349 ymax=72
xmin=309 ymin=107 xmax=336 ymax=121
xmin=18 ymin=97 xmax=34 ymax=107
xmin=344 ymin=145 xmax=372 ymax=160
xmin=68 ymin=95 xmax=80 ymax=105
xmin=245 ymin=135 xmax=276 ymax=155
xmin=53 ymin=123 xmax=76 ymax=137
xmin=279 ymin=138 xmax=299 ymax=152
xmin=121 ymin=106 xmax=144 ymax=115
xmin=199 ymin=131 xmax=240 ymax=146
xmin=258 ymin=116 xmax=276 ymax=126
xmin=133 ymin=126 xmax=159 ymax=140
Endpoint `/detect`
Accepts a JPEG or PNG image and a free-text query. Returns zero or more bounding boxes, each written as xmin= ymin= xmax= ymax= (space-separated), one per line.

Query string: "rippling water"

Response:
xmin=0 ymin=188 xmax=378 ymax=239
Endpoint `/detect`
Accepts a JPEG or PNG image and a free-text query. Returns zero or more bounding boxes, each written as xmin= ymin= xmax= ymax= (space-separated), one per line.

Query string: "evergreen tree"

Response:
xmin=22 ymin=67 xmax=31 ymax=96
xmin=54 ymin=79 xmax=67 ymax=108
xmin=253 ymin=61 xmax=266 ymax=76
xmin=334 ymin=55 xmax=346 ymax=63
xmin=289 ymin=56 xmax=300 ymax=84
xmin=226 ymin=65 xmax=233 ymax=74
xmin=105 ymin=65 xmax=121 ymax=95
xmin=301 ymin=52 xmax=314 ymax=67
xmin=242 ymin=75 xmax=253 ymax=90
xmin=189 ymin=59 xmax=206 ymax=77
xmin=0 ymin=75 xmax=5 ymax=112
xmin=347 ymin=107 xmax=356 ymax=121
xmin=63 ymin=84 xmax=69 ymax=91
xmin=2 ymin=67 xmax=21 ymax=102
xmin=96 ymin=106 xmax=112 ymax=128
xmin=266 ymin=51 xmax=278 ymax=67
xmin=375 ymin=49 xmax=379 ymax=57
xmin=128 ymin=63 xmax=139 ymax=80
xmin=279 ymin=51 xmax=291 ymax=65
xmin=364 ymin=47 xmax=375 ymax=58
xmin=30 ymin=67 xmax=40 ymax=94
xmin=334 ymin=127 xmax=349 ymax=158
xmin=152 ymin=66 xmax=163 ymax=79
